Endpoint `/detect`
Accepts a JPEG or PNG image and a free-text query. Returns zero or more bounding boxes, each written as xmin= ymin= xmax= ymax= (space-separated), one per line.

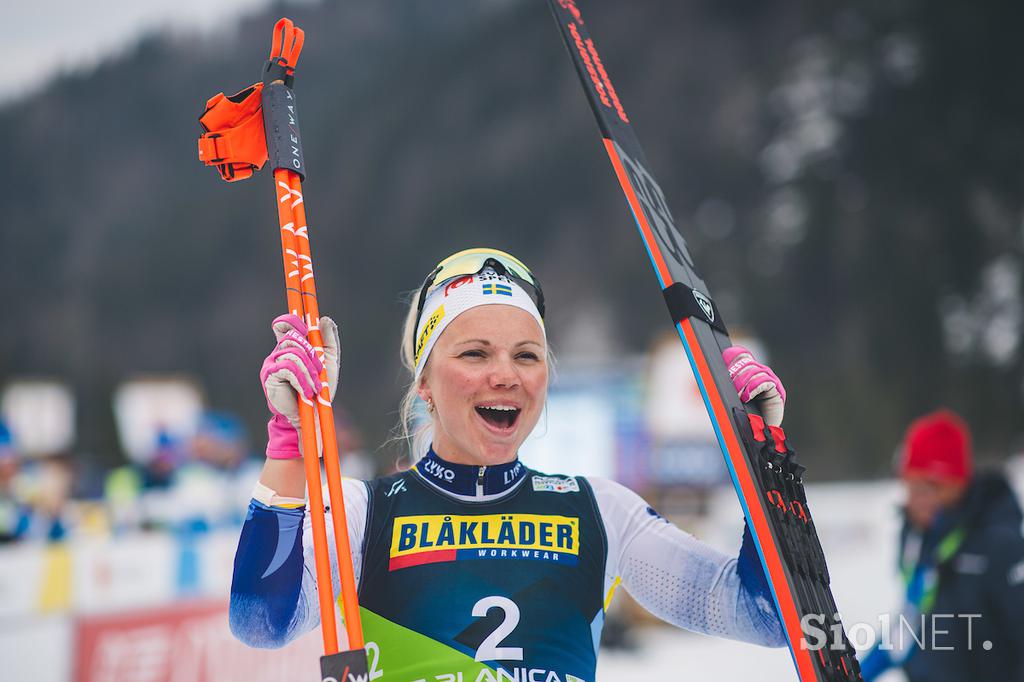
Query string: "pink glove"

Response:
xmin=260 ymin=314 xmax=340 ymax=459
xmin=722 ymin=345 xmax=786 ymax=427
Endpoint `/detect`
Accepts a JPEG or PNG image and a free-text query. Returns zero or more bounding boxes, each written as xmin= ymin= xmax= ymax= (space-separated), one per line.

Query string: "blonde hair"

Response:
xmin=394 ymin=287 xmax=555 ymax=466
xmin=396 ymin=292 xmax=434 ymax=465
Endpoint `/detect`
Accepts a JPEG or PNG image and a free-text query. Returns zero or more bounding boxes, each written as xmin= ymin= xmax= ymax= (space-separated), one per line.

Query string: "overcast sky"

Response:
xmin=6 ymin=0 xmax=275 ymax=103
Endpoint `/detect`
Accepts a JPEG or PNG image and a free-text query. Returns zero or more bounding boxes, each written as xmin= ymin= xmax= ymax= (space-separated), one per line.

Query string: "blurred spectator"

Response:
xmin=104 ymin=464 xmax=144 ymax=534
xmin=334 ymin=406 xmax=376 ymax=480
xmin=191 ymin=411 xmax=248 ymax=472
xmin=0 ymin=420 xmax=30 ymax=542
xmin=28 ymin=455 xmax=74 ymax=541
xmin=159 ymin=410 xmax=259 ymax=529
xmin=99 ymin=410 xmax=259 ymax=533
xmin=861 ymin=409 xmax=1024 ymax=681
xmin=143 ymin=426 xmax=184 ymax=489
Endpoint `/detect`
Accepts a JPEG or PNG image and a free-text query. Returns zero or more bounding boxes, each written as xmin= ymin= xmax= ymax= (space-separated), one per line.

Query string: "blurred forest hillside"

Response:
xmin=1 ymin=0 xmax=1021 ymax=477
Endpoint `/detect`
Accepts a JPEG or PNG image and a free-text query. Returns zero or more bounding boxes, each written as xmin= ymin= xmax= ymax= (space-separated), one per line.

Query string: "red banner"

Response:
xmin=75 ymin=599 xmax=321 ymax=682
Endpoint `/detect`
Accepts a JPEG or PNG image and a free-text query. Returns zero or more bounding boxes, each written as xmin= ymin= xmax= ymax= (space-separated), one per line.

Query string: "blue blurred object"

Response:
xmin=0 ymin=419 xmax=28 ymax=543
xmin=198 ymin=410 xmax=245 ymax=444
xmin=0 ymin=419 xmax=17 ymax=460
xmin=144 ymin=427 xmax=183 ymax=489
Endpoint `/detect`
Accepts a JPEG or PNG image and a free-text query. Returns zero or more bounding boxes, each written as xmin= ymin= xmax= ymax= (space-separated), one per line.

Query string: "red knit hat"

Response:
xmin=899 ymin=409 xmax=973 ymax=482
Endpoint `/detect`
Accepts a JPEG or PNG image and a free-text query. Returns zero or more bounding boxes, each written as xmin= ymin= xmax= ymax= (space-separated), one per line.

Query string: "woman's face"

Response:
xmin=418 ymin=305 xmax=547 ymax=466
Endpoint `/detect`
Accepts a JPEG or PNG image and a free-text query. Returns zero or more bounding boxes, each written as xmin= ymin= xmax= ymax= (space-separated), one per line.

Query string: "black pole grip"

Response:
xmin=262 ymin=82 xmax=306 ymax=179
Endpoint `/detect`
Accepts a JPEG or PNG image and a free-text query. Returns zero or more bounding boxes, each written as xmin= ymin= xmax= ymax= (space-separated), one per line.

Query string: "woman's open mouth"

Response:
xmin=474 ymin=404 xmax=521 ymax=432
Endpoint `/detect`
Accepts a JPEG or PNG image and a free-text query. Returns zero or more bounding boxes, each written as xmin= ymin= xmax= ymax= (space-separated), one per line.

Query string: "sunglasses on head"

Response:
xmin=411 ymin=248 xmax=546 ymax=359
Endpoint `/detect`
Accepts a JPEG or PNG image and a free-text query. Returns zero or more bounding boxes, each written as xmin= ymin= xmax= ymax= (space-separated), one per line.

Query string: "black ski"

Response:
xmin=545 ymin=2 xmax=861 ymax=679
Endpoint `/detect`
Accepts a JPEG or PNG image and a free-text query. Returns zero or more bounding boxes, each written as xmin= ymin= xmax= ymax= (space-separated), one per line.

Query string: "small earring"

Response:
xmin=426 ymin=398 xmax=435 ymax=413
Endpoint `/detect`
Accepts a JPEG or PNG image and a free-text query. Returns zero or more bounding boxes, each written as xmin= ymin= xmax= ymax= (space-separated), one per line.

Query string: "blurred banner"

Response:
xmin=642 ymin=333 xmax=771 ymax=487
xmin=644 ymin=333 xmax=727 ymax=487
xmin=74 ymin=600 xmax=322 ymax=682
xmin=73 ymin=535 xmax=178 ymax=614
xmin=520 ymin=364 xmax=647 ymax=484
xmin=521 ymin=389 xmax=617 ymax=479
xmin=1 ymin=380 xmax=75 ymax=456
xmin=0 ymin=542 xmax=51 ymax=617
xmin=645 ymin=333 xmax=715 ymax=442
xmin=112 ymin=378 xmax=204 ymax=464
xmin=0 ymin=530 xmax=323 ymax=682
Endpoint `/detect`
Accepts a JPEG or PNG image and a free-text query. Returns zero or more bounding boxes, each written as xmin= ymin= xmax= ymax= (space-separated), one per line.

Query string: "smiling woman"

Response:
xmin=419 ymin=306 xmax=547 ymax=465
xmin=229 ymin=248 xmax=791 ymax=681
xmin=402 ymin=252 xmax=549 ymax=466
xmin=395 ymin=250 xmax=558 ymax=471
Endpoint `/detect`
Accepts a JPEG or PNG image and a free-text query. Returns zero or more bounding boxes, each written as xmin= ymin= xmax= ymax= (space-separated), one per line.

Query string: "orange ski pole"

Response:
xmin=262 ymin=18 xmax=368 ymax=670
xmin=279 ymin=167 xmax=365 ymax=650
xmin=272 ymin=166 xmax=342 ymax=655
xmin=197 ymin=17 xmax=368 ymax=680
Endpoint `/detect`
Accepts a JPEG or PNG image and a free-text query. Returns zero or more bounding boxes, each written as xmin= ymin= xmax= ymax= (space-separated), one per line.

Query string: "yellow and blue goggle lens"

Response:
xmin=411 ymin=247 xmax=545 ymax=357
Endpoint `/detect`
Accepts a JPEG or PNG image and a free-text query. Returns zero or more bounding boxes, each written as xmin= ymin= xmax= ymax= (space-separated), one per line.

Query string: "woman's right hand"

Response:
xmin=722 ymin=345 xmax=786 ymax=427
xmin=260 ymin=313 xmax=340 ymax=459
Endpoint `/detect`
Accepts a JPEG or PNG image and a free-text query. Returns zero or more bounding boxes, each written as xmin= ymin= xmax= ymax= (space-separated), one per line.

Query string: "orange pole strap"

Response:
xmin=285 ymin=171 xmax=365 ymax=648
xmin=273 ymin=168 xmax=341 ymax=655
xmin=283 ymin=25 xmax=304 ymax=70
xmin=270 ymin=20 xmax=286 ymax=63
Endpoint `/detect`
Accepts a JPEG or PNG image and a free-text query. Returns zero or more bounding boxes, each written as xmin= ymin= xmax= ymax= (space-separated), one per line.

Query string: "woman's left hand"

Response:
xmin=722 ymin=345 xmax=786 ymax=427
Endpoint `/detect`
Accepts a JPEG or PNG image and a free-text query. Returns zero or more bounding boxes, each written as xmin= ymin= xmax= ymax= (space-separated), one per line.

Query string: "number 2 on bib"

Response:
xmin=472 ymin=596 xmax=523 ymax=662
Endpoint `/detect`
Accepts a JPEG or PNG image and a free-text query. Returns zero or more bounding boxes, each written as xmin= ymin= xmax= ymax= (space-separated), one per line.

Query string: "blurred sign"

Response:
xmin=195 ymin=532 xmax=241 ymax=597
xmin=1 ymin=615 xmax=71 ymax=682
xmin=0 ymin=543 xmax=45 ymax=618
xmin=644 ymin=332 xmax=768 ymax=441
xmin=520 ymin=389 xmax=616 ymax=479
xmin=73 ymin=535 xmax=176 ymax=614
xmin=112 ymin=378 xmax=203 ymax=463
xmin=644 ymin=334 xmax=714 ymax=441
xmin=651 ymin=441 xmax=727 ymax=486
xmin=644 ymin=333 xmax=767 ymax=485
xmin=1 ymin=380 xmax=75 ymax=456
xmin=75 ymin=600 xmax=322 ymax=682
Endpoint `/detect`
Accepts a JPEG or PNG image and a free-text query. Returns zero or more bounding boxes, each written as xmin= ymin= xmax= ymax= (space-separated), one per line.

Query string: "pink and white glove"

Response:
xmin=722 ymin=345 xmax=786 ymax=427
xmin=260 ymin=313 xmax=340 ymax=459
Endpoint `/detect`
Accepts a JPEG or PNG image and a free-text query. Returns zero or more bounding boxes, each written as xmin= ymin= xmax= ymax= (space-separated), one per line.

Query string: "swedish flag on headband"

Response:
xmin=482 ymin=282 xmax=513 ymax=296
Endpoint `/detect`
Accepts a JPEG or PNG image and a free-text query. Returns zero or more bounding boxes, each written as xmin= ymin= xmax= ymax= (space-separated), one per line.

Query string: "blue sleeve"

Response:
xmin=229 ymin=500 xmax=308 ymax=648
xmin=858 ymin=643 xmax=893 ymax=681
xmin=736 ymin=522 xmax=774 ymax=606
xmin=734 ymin=521 xmax=786 ymax=646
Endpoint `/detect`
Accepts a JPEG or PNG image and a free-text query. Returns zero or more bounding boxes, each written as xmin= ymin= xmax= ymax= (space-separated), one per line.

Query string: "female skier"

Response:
xmin=230 ymin=248 xmax=788 ymax=681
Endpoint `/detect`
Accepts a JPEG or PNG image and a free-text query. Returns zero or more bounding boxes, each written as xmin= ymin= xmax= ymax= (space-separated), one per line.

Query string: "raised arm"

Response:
xmin=587 ymin=344 xmax=789 ymax=644
xmin=230 ymin=479 xmax=368 ymax=648
xmin=591 ymin=476 xmax=785 ymax=647
xmin=229 ymin=313 xmax=367 ymax=648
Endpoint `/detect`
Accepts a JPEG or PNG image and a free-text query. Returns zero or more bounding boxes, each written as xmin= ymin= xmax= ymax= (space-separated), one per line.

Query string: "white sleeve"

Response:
xmin=589 ymin=476 xmax=785 ymax=647
xmin=293 ymin=478 xmax=369 ymax=643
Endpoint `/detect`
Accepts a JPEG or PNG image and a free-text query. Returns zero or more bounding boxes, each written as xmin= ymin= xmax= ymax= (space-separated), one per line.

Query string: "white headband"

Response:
xmin=413 ymin=269 xmax=545 ymax=378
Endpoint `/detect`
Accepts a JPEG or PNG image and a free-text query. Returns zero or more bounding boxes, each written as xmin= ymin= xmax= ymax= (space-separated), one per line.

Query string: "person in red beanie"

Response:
xmin=860 ymin=409 xmax=1024 ymax=682
xmin=900 ymin=409 xmax=973 ymax=531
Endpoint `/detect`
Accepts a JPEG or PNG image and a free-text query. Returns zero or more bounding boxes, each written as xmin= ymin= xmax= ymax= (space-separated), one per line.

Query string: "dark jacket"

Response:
xmin=894 ymin=471 xmax=1024 ymax=682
